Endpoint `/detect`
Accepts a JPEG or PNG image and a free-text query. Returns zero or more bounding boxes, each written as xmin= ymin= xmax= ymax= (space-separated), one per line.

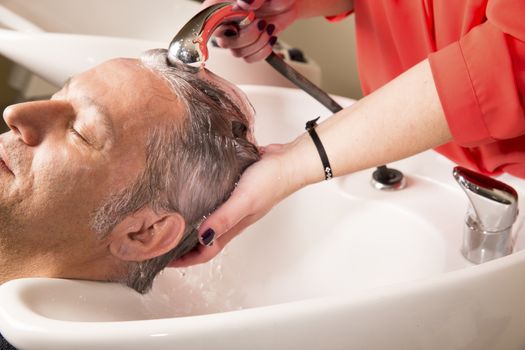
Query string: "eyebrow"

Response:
xmin=63 ymin=78 xmax=116 ymax=146
xmin=80 ymin=95 xmax=116 ymax=146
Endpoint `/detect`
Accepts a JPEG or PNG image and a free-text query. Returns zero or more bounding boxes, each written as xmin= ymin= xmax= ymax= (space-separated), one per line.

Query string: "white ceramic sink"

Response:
xmin=1 ymin=14 xmax=524 ymax=348
xmin=1 ymin=85 xmax=525 ymax=350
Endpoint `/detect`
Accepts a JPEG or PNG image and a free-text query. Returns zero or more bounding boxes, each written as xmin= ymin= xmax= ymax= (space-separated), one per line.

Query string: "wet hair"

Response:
xmin=91 ymin=49 xmax=260 ymax=293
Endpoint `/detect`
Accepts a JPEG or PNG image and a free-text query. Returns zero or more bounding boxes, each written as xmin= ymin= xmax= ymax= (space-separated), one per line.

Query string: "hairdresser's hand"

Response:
xmin=169 ymin=142 xmax=305 ymax=267
xmin=201 ymin=0 xmax=300 ymax=62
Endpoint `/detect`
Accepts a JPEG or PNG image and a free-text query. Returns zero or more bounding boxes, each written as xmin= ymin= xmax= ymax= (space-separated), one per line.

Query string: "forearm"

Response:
xmin=298 ymin=0 xmax=353 ymax=19
xmin=287 ymin=59 xmax=452 ymax=190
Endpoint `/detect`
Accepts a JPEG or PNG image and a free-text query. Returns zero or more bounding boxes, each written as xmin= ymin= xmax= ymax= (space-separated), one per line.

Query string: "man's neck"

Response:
xmin=0 ymin=249 xmax=55 ymax=285
xmin=0 ymin=244 xmax=126 ymax=286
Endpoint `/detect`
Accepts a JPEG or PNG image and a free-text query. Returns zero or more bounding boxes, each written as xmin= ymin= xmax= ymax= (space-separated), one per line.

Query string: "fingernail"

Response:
xmin=200 ymin=228 xmax=215 ymax=246
xmin=266 ymin=23 xmax=276 ymax=36
xmin=268 ymin=36 xmax=278 ymax=46
xmin=240 ymin=0 xmax=254 ymax=4
xmin=257 ymin=19 xmax=267 ymax=31
xmin=223 ymin=29 xmax=238 ymax=37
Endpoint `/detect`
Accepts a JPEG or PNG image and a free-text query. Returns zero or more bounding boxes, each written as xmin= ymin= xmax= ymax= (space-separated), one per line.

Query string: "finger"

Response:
xmin=229 ymin=19 xmax=278 ymax=59
xmin=243 ymin=39 xmax=275 ymax=62
xmin=169 ymin=215 xmax=255 ymax=268
xmin=236 ymin=0 xmax=267 ymax=11
xmin=230 ymin=10 xmax=293 ymax=59
xmin=215 ymin=18 xmax=268 ymax=49
xmin=210 ymin=213 xmax=256 ymax=247
xmin=168 ymin=242 xmax=222 ymax=267
xmin=230 ymin=31 xmax=271 ymax=58
xmin=197 ymin=186 xmax=253 ymax=244
xmin=262 ymin=8 xmax=297 ymax=36
xmin=213 ymin=23 xmax=240 ymax=45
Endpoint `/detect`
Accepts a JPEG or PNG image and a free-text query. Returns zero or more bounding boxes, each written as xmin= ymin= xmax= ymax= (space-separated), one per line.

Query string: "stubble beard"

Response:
xmin=0 ymin=199 xmax=21 ymax=250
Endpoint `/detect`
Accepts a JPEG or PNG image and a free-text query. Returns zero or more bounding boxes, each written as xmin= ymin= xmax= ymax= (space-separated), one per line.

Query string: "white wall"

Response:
xmin=0 ymin=0 xmax=362 ymax=98
xmin=280 ymin=15 xmax=362 ymax=99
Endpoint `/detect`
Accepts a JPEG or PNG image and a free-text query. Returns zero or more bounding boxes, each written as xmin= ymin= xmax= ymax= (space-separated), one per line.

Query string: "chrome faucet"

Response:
xmin=167 ymin=2 xmax=254 ymax=67
xmin=453 ymin=166 xmax=519 ymax=264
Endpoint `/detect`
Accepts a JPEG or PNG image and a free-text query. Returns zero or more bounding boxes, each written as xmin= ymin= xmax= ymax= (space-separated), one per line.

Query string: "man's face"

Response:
xmin=0 ymin=57 xmax=255 ymax=282
xmin=0 ymin=59 xmax=187 ymax=280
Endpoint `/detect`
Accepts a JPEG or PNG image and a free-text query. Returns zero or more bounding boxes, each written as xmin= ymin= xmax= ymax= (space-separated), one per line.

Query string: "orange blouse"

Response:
xmin=330 ymin=0 xmax=525 ymax=178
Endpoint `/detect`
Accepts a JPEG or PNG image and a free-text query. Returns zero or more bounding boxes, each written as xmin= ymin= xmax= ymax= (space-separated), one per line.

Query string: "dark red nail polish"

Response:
xmin=266 ymin=24 xmax=276 ymax=36
xmin=268 ymin=36 xmax=277 ymax=46
xmin=200 ymin=228 xmax=215 ymax=246
xmin=223 ymin=29 xmax=238 ymax=37
xmin=241 ymin=0 xmax=254 ymax=4
xmin=257 ymin=19 xmax=267 ymax=31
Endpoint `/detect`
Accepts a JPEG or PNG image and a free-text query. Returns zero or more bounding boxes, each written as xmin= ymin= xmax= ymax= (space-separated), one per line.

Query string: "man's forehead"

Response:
xmin=77 ymin=58 xmax=147 ymax=84
xmin=70 ymin=58 xmax=182 ymax=113
xmin=57 ymin=58 xmax=184 ymax=147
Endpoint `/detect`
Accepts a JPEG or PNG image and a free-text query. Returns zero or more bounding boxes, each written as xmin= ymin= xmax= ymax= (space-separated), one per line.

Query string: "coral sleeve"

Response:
xmin=428 ymin=0 xmax=525 ymax=147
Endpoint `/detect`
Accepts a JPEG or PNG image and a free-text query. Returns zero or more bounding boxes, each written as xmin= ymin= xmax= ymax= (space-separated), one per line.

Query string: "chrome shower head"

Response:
xmin=167 ymin=2 xmax=254 ymax=68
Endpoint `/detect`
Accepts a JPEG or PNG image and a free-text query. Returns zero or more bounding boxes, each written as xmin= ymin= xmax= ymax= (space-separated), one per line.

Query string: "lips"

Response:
xmin=0 ymin=159 xmax=11 ymax=173
xmin=0 ymin=144 xmax=14 ymax=175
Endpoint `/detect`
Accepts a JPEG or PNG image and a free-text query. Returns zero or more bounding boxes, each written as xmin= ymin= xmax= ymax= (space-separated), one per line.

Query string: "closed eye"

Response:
xmin=70 ymin=126 xmax=90 ymax=145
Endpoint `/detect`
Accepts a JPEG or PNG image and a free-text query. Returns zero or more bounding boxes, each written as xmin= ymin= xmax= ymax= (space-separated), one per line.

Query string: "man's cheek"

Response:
xmin=31 ymin=148 xmax=95 ymax=194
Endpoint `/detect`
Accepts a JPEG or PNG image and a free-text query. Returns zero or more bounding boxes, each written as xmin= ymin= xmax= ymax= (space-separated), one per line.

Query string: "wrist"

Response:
xmin=283 ymin=131 xmax=326 ymax=191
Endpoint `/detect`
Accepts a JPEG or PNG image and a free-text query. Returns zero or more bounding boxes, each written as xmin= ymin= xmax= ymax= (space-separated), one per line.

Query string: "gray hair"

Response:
xmin=91 ymin=49 xmax=260 ymax=293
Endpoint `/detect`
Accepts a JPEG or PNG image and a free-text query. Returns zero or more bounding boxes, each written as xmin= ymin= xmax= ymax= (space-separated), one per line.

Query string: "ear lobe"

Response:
xmin=108 ymin=208 xmax=186 ymax=262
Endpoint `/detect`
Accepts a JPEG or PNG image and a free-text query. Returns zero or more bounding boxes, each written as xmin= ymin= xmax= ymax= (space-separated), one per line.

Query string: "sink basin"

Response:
xmin=1 ymin=85 xmax=525 ymax=350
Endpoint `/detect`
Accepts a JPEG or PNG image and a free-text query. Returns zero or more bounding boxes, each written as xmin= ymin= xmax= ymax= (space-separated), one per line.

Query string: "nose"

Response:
xmin=3 ymin=100 xmax=74 ymax=146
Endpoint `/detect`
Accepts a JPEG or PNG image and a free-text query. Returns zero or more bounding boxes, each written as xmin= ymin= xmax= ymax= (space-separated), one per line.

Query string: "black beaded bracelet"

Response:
xmin=305 ymin=117 xmax=333 ymax=180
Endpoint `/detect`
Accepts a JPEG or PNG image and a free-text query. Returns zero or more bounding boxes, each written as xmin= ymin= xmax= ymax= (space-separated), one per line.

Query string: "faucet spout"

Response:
xmin=453 ymin=166 xmax=519 ymax=263
xmin=167 ymin=2 xmax=254 ymax=68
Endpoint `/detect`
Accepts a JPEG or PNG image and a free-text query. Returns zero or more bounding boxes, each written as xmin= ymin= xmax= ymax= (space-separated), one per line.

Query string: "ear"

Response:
xmin=108 ymin=207 xmax=186 ymax=262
